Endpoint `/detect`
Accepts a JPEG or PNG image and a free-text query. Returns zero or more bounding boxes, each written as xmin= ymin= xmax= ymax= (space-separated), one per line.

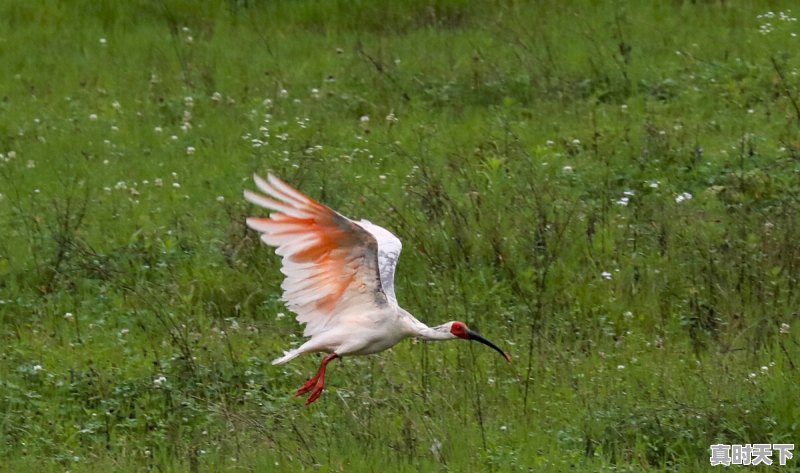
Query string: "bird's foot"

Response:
xmin=294 ymin=375 xmax=319 ymax=397
xmin=304 ymin=379 xmax=326 ymax=405
xmin=295 ymin=352 xmax=338 ymax=405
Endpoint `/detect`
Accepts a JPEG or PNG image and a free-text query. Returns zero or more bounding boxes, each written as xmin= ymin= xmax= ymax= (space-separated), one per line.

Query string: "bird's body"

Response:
xmin=245 ymin=174 xmax=510 ymax=405
xmin=275 ymin=306 xmax=408 ymax=362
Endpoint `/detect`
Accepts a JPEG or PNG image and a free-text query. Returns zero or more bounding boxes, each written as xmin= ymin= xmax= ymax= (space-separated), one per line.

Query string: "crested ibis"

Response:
xmin=244 ymin=174 xmax=511 ymax=405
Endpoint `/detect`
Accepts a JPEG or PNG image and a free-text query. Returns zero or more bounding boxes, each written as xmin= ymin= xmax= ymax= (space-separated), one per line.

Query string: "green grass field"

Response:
xmin=1 ymin=1 xmax=799 ymax=471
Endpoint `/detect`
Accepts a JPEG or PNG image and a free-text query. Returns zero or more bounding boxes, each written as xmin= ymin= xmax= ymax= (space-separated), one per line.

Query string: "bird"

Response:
xmin=244 ymin=174 xmax=511 ymax=405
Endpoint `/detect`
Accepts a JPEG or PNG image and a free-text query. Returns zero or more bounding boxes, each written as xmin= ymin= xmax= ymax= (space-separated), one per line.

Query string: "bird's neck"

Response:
xmin=400 ymin=309 xmax=452 ymax=341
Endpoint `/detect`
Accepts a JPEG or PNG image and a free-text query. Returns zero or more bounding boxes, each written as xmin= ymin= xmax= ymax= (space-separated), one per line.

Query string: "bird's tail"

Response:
xmin=272 ymin=349 xmax=300 ymax=365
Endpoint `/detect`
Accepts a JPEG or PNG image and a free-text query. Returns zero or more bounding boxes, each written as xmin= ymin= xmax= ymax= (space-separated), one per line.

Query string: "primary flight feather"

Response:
xmin=245 ymin=174 xmax=510 ymax=405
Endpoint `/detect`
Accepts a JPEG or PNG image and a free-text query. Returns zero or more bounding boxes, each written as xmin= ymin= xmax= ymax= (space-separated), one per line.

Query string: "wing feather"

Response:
xmin=245 ymin=174 xmax=403 ymax=338
xmin=355 ymin=220 xmax=403 ymax=305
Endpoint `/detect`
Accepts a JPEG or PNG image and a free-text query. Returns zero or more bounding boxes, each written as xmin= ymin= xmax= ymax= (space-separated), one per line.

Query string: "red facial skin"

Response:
xmin=449 ymin=321 xmax=512 ymax=362
xmin=450 ymin=321 xmax=470 ymax=339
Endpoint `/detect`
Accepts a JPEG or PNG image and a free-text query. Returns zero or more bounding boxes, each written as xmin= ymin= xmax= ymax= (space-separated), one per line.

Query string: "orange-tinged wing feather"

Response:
xmin=244 ymin=174 xmax=388 ymax=337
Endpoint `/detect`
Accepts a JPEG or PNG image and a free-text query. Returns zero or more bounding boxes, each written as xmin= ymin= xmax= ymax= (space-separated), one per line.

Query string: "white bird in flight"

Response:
xmin=244 ymin=174 xmax=511 ymax=405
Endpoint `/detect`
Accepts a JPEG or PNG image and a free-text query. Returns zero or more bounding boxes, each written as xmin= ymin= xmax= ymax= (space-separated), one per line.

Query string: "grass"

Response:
xmin=1 ymin=0 xmax=799 ymax=471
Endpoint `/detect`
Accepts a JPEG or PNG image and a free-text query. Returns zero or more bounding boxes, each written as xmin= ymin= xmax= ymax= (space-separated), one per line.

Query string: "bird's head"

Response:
xmin=445 ymin=321 xmax=512 ymax=363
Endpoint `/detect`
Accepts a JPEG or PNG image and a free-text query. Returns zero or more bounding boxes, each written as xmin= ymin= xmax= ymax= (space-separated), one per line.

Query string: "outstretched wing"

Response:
xmin=354 ymin=219 xmax=402 ymax=305
xmin=244 ymin=174 xmax=402 ymax=337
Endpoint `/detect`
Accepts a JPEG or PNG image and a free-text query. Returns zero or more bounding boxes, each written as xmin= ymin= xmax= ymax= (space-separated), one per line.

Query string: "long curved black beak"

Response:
xmin=467 ymin=330 xmax=512 ymax=362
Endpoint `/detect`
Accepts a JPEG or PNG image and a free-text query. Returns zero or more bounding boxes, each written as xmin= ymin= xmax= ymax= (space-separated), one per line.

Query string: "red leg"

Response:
xmin=295 ymin=353 xmax=338 ymax=405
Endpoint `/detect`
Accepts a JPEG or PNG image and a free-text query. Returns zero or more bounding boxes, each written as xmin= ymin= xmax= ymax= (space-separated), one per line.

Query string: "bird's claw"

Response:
xmin=294 ymin=376 xmax=319 ymax=397
xmin=305 ymin=383 xmax=325 ymax=405
xmin=295 ymin=353 xmax=336 ymax=405
xmin=295 ymin=375 xmax=326 ymax=404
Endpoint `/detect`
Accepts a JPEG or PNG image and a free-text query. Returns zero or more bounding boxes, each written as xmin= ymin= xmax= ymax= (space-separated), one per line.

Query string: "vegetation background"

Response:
xmin=1 ymin=1 xmax=799 ymax=471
